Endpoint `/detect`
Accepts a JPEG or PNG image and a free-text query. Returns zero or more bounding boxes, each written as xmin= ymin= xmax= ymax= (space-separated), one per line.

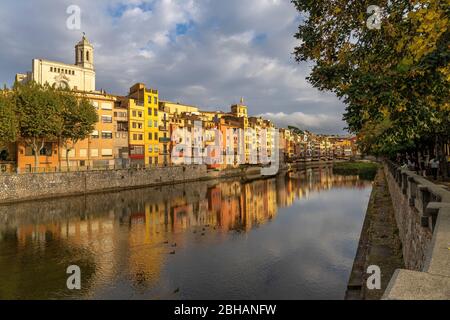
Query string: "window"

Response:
xmin=92 ymin=101 xmax=99 ymax=110
xmin=101 ymin=149 xmax=113 ymax=157
xmin=154 ymin=108 xmax=158 ymax=116
xmin=154 ymin=97 xmax=158 ymax=104
xmin=24 ymin=143 xmax=53 ymax=157
xmin=65 ymin=148 xmax=75 ymax=158
xmin=149 ymin=157 xmax=153 ymax=165
xmin=148 ymin=108 xmax=152 ymax=116
xmin=91 ymin=149 xmax=99 ymax=157
xmin=155 ymin=133 xmax=158 ymax=140
xmin=154 ymin=120 xmax=158 ymax=127
xmin=117 ymin=121 xmax=128 ymax=132
xmin=101 ymin=115 xmax=112 ymax=123
xmin=132 ymin=110 xmax=137 ymax=117
xmin=148 ymin=96 xmax=152 ymax=104
xmin=50 ymin=67 xmax=53 ymax=72
xmin=101 ymin=102 xmax=112 ymax=110
xmin=148 ymin=132 xmax=152 ymax=140
xmin=148 ymin=146 xmax=153 ymax=153
xmin=79 ymin=149 xmax=87 ymax=157
xmin=91 ymin=130 xmax=99 ymax=139
xmin=133 ymin=134 xmax=137 ymax=140
xmin=86 ymin=51 xmax=90 ymax=62
xmin=138 ymin=134 xmax=143 ymax=141
xmin=101 ymin=131 xmax=113 ymax=139
xmin=148 ymin=120 xmax=153 ymax=128
xmin=130 ymin=146 xmax=144 ymax=155
xmin=138 ymin=123 xmax=143 ymax=129
xmin=138 ymin=111 xmax=143 ymax=118
xmin=154 ymin=146 xmax=159 ymax=153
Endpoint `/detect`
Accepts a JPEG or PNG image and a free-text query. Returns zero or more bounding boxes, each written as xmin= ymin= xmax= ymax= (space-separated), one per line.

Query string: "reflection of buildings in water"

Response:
xmin=3 ymin=167 xmax=372 ymax=295
xmin=12 ymin=215 xmax=118 ymax=296
xmin=127 ymin=204 xmax=166 ymax=289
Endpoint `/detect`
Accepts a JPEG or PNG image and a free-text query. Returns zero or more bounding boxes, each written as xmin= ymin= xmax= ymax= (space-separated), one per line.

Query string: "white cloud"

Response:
xmin=0 ymin=0 xmax=347 ymax=134
xmin=259 ymin=112 xmax=346 ymax=134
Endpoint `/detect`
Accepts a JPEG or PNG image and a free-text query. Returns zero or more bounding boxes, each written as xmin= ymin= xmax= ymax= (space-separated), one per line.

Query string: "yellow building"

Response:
xmin=159 ymin=101 xmax=199 ymax=115
xmin=230 ymin=99 xmax=250 ymax=164
xmin=128 ymin=83 xmax=160 ymax=166
xmin=158 ymin=105 xmax=171 ymax=166
xmin=127 ymin=98 xmax=145 ymax=166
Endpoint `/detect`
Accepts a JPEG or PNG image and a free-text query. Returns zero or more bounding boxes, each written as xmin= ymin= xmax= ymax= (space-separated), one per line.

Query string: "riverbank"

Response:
xmin=0 ymin=160 xmax=351 ymax=205
xmin=0 ymin=165 xmax=244 ymax=204
xmin=333 ymin=161 xmax=379 ymax=180
xmin=345 ymin=168 xmax=404 ymax=300
xmin=346 ymin=162 xmax=450 ymax=300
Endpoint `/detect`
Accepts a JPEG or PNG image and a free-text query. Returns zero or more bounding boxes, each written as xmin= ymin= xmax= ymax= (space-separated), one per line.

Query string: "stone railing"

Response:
xmin=383 ymin=161 xmax=450 ymax=300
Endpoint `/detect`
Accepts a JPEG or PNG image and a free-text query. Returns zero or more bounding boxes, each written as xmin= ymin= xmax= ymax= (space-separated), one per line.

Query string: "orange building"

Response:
xmin=62 ymin=91 xmax=117 ymax=169
xmin=16 ymin=141 xmax=59 ymax=173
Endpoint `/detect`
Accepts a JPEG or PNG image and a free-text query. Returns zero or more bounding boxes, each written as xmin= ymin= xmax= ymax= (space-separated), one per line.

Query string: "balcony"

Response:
xmin=159 ymin=137 xmax=171 ymax=143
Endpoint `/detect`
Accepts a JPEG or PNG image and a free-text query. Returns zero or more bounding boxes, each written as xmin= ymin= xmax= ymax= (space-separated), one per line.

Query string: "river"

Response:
xmin=0 ymin=166 xmax=373 ymax=300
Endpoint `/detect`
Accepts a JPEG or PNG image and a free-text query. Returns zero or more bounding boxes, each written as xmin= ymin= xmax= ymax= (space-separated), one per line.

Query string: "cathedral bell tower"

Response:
xmin=75 ymin=33 xmax=94 ymax=70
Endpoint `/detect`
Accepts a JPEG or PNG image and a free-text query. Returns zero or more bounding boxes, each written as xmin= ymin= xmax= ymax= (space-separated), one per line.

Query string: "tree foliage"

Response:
xmin=1 ymin=82 xmax=97 ymax=170
xmin=12 ymin=82 xmax=63 ymax=169
xmin=0 ymin=90 xmax=17 ymax=145
xmin=292 ymin=0 xmax=449 ymax=158
xmin=57 ymin=90 xmax=97 ymax=169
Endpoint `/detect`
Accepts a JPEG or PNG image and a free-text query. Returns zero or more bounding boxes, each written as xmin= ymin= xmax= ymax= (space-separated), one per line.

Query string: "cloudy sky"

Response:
xmin=0 ymin=0 xmax=347 ymax=134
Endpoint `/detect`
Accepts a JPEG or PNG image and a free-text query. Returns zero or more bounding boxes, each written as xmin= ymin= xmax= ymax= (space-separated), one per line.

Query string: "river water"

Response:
xmin=0 ymin=166 xmax=373 ymax=300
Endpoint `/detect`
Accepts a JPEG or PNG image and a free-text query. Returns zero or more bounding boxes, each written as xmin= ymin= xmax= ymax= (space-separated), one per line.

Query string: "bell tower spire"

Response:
xmin=75 ymin=33 xmax=94 ymax=70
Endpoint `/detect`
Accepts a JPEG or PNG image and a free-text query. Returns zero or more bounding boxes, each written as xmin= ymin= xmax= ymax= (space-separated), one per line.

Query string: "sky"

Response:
xmin=0 ymin=0 xmax=348 ymax=134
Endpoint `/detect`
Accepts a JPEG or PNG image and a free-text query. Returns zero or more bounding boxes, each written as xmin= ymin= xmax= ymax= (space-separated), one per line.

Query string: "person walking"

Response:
xmin=430 ymin=157 xmax=440 ymax=180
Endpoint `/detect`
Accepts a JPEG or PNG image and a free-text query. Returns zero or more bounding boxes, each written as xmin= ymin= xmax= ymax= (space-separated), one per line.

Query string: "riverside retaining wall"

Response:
xmin=0 ymin=165 xmax=211 ymax=203
xmin=383 ymin=161 xmax=450 ymax=300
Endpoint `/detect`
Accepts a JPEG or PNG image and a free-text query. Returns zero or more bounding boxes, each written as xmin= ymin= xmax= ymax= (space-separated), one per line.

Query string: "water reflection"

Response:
xmin=0 ymin=166 xmax=372 ymax=299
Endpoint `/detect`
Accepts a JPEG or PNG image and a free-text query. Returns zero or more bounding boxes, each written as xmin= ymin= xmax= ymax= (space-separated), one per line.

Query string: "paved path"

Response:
xmin=346 ymin=169 xmax=404 ymax=299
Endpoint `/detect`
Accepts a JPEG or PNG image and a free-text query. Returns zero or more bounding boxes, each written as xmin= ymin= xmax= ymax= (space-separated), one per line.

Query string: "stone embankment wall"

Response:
xmin=0 ymin=159 xmax=280 ymax=204
xmin=383 ymin=161 xmax=450 ymax=300
xmin=0 ymin=165 xmax=220 ymax=204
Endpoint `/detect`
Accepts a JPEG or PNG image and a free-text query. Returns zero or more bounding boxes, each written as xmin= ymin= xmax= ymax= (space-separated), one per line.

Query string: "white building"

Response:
xmin=15 ymin=34 xmax=96 ymax=92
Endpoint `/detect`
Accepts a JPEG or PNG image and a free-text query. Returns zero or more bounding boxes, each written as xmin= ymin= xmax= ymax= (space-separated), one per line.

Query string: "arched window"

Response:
xmin=58 ymin=81 xmax=69 ymax=89
xmin=86 ymin=51 xmax=90 ymax=62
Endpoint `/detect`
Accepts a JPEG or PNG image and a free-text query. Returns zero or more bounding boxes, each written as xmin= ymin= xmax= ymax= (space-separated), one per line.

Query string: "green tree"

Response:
xmin=57 ymin=90 xmax=97 ymax=170
xmin=13 ymin=82 xmax=63 ymax=171
xmin=292 ymin=0 xmax=449 ymax=173
xmin=0 ymin=90 xmax=17 ymax=146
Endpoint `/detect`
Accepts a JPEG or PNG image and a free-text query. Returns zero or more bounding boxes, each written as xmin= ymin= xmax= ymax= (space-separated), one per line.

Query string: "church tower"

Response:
xmin=75 ymin=33 xmax=94 ymax=70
